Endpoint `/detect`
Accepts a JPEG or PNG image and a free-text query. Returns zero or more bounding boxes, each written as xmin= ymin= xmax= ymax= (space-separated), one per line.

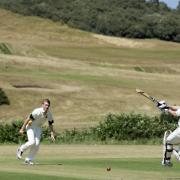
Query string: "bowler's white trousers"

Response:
xmin=20 ymin=126 xmax=42 ymax=161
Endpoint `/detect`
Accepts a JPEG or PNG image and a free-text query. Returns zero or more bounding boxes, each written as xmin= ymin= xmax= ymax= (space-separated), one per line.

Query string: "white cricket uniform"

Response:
xmin=167 ymin=108 xmax=180 ymax=144
xmin=20 ymin=107 xmax=53 ymax=161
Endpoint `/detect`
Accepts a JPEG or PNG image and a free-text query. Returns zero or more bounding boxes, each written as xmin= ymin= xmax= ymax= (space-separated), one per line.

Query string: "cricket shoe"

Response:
xmin=161 ymin=159 xmax=173 ymax=167
xmin=16 ymin=148 xmax=23 ymax=160
xmin=173 ymin=149 xmax=180 ymax=161
xmin=24 ymin=159 xmax=34 ymax=165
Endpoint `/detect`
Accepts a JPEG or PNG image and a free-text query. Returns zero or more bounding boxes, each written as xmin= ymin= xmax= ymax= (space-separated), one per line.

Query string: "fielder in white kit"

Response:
xmin=158 ymin=102 xmax=180 ymax=167
xmin=16 ymin=98 xmax=56 ymax=165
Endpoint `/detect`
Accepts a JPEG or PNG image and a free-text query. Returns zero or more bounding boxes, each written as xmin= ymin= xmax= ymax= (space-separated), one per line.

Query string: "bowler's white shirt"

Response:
xmin=30 ymin=107 xmax=53 ymax=127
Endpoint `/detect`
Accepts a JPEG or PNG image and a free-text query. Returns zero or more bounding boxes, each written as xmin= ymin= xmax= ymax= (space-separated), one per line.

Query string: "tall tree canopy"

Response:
xmin=0 ymin=0 xmax=180 ymax=42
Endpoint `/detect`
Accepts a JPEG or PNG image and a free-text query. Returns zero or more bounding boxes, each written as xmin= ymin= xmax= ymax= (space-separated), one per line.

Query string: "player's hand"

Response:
xmin=19 ymin=128 xmax=24 ymax=135
xmin=27 ymin=120 xmax=32 ymax=127
xmin=50 ymin=131 xmax=56 ymax=142
xmin=157 ymin=100 xmax=168 ymax=109
xmin=164 ymin=108 xmax=169 ymax=113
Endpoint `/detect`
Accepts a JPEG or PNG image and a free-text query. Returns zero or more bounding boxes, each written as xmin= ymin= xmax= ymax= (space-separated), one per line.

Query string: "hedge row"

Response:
xmin=0 ymin=113 xmax=177 ymax=144
xmin=0 ymin=120 xmax=49 ymax=144
xmin=92 ymin=113 xmax=177 ymax=141
xmin=57 ymin=113 xmax=177 ymax=144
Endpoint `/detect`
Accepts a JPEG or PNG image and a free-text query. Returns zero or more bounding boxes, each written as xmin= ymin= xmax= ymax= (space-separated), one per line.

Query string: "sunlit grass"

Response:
xmin=37 ymin=46 xmax=180 ymax=64
xmin=0 ymin=145 xmax=180 ymax=180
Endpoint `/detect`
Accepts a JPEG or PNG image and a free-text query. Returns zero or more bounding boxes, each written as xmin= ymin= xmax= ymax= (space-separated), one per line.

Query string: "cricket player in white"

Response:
xmin=16 ymin=99 xmax=56 ymax=165
xmin=158 ymin=102 xmax=180 ymax=167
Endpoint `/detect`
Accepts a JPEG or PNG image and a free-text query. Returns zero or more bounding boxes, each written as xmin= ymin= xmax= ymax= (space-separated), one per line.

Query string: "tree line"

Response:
xmin=0 ymin=0 xmax=180 ymax=42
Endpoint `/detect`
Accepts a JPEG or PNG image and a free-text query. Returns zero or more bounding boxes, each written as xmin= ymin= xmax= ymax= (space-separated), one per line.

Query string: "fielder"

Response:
xmin=158 ymin=101 xmax=180 ymax=167
xmin=16 ymin=98 xmax=56 ymax=165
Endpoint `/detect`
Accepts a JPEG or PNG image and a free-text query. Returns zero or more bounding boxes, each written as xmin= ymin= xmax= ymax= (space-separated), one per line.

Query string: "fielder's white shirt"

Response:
xmin=29 ymin=107 xmax=53 ymax=127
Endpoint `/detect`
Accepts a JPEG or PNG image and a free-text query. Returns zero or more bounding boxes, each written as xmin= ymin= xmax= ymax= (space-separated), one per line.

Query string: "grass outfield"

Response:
xmin=0 ymin=145 xmax=180 ymax=180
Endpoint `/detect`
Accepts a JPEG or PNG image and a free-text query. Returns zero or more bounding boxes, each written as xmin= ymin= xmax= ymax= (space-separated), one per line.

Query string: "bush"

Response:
xmin=0 ymin=43 xmax=12 ymax=54
xmin=0 ymin=120 xmax=24 ymax=143
xmin=0 ymin=88 xmax=10 ymax=105
xmin=0 ymin=120 xmax=50 ymax=144
xmin=174 ymin=34 xmax=180 ymax=42
xmin=55 ymin=113 xmax=177 ymax=144
xmin=93 ymin=113 xmax=176 ymax=141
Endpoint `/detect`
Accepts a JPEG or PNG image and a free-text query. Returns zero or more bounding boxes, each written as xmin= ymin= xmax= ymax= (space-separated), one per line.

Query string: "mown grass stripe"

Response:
xmin=0 ymin=171 xmax=82 ymax=180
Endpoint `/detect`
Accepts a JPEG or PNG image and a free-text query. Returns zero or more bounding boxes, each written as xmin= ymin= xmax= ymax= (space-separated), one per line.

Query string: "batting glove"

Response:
xmin=157 ymin=100 xmax=169 ymax=111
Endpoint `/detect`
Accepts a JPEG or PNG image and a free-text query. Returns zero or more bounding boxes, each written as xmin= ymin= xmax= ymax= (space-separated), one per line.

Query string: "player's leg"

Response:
xmin=25 ymin=127 xmax=42 ymax=164
xmin=162 ymin=128 xmax=180 ymax=166
xmin=169 ymin=127 xmax=180 ymax=161
xmin=162 ymin=130 xmax=173 ymax=167
xmin=17 ymin=128 xmax=35 ymax=159
xmin=173 ymin=147 xmax=180 ymax=161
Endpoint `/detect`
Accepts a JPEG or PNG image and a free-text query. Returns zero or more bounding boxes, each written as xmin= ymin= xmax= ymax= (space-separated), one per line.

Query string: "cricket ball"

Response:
xmin=106 ymin=167 xmax=111 ymax=171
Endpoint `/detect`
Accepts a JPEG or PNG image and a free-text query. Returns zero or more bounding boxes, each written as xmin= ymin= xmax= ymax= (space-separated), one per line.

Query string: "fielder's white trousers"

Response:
xmin=167 ymin=127 xmax=180 ymax=145
xmin=20 ymin=126 xmax=42 ymax=161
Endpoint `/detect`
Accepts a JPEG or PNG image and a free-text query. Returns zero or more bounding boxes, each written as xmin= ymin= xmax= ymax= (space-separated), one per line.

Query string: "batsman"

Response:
xmin=160 ymin=104 xmax=180 ymax=167
xmin=136 ymin=89 xmax=180 ymax=167
xmin=16 ymin=98 xmax=56 ymax=165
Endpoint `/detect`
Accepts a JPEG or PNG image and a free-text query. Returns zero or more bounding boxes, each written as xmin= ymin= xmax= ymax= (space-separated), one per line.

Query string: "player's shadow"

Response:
xmin=22 ymin=162 xmax=63 ymax=166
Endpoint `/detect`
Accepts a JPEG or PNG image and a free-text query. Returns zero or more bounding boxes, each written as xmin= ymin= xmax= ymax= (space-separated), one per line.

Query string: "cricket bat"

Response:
xmin=136 ymin=88 xmax=159 ymax=105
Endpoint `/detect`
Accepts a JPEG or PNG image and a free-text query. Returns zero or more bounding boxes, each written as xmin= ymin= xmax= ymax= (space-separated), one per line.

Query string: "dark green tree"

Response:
xmin=0 ymin=0 xmax=179 ymax=42
xmin=177 ymin=0 xmax=180 ymax=11
xmin=149 ymin=0 xmax=159 ymax=5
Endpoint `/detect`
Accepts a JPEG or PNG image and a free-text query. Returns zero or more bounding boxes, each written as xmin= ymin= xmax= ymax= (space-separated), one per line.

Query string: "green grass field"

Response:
xmin=0 ymin=145 xmax=180 ymax=180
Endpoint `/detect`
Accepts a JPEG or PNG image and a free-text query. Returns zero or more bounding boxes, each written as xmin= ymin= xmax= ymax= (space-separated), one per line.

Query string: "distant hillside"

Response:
xmin=0 ymin=0 xmax=180 ymax=42
xmin=0 ymin=9 xmax=180 ymax=131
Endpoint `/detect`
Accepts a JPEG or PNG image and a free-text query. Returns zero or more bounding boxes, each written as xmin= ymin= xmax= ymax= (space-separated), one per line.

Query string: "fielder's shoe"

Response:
xmin=24 ymin=159 xmax=34 ymax=165
xmin=16 ymin=148 xmax=23 ymax=160
xmin=161 ymin=159 xmax=173 ymax=167
xmin=173 ymin=149 xmax=180 ymax=161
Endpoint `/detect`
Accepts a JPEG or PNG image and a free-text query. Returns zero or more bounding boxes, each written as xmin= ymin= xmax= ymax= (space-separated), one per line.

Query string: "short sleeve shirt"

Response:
xmin=29 ymin=107 xmax=53 ymax=127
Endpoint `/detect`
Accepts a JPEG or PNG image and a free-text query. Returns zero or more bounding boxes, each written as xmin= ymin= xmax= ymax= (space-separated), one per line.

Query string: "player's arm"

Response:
xmin=19 ymin=118 xmax=32 ymax=135
xmin=168 ymin=106 xmax=180 ymax=118
xmin=169 ymin=106 xmax=179 ymax=111
xmin=48 ymin=120 xmax=56 ymax=142
xmin=168 ymin=109 xmax=177 ymax=117
xmin=19 ymin=114 xmax=34 ymax=135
